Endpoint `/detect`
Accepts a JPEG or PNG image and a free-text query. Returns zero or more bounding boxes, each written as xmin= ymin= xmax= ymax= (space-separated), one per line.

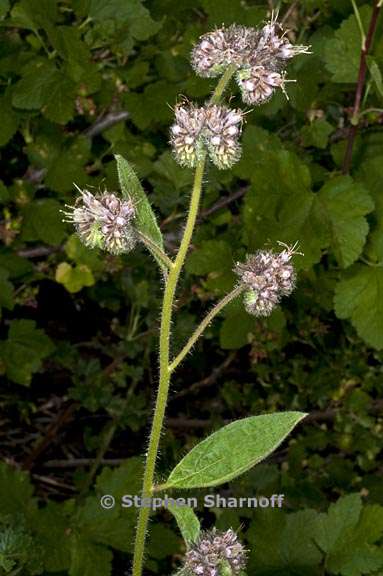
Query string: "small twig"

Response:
xmin=42 ymin=458 xmax=124 ymax=468
xmin=22 ymin=402 xmax=78 ymax=470
xmin=171 ymin=352 xmax=236 ymax=401
xmin=83 ymin=110 xmax=129 ymax=138
xmin=342 ymin=1 xmax=382 ymax=173
xmin=32 ymin=473 xmax=76 ymax=492
xmin=197 ymin=187 xmax=248 ymax=222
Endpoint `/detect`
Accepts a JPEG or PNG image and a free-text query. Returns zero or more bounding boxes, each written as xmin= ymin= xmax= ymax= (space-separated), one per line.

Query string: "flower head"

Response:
xmin=170 ymin=104 xmax=244 ymax=169
xmin=170 ymin=103 xmax=206 ymax=168
xmin=191 ymin=16 xmax=310 ymax=105
xmin=204 ymin=105 xmax=244 ymax=169
xmin=191 ymin=25 xmax=257 ymax=78
xmin=63 ymin=187 xmax=136 ymax=255
xmin=235 ymin=243 xmax=300 ymax=316
xmin=184 ymin=529 xmax=246 ymax=576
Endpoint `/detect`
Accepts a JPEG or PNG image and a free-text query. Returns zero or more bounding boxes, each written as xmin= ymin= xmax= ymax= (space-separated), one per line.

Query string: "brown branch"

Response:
xmin=22 ymin=402 xmax=78 ymax=470
xmin=342 ymin=1 xmax=382 ymax=173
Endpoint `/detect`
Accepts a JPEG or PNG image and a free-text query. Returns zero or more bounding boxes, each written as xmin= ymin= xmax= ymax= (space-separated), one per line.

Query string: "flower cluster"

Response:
xmin=170 ymin=103 xmax=243 ymax=169
xmin=192 ymin=16 xmax=310 ymax=105
xmin=235 ymin=243 xmax=299 ymax=317
xmin=184 ymin=529 xmax=246 ymax=576
xmin=63 ymin=187 xmax=136 ymax=255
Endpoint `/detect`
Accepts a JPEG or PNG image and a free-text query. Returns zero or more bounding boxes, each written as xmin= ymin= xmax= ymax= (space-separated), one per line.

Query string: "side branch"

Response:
xmin=342 ymin=1 xmax=381 ymax=173
xmin=169 ymin=285 xmax=245 ymax=373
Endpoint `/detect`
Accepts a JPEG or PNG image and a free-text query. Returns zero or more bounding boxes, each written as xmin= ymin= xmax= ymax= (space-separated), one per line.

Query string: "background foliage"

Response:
xmin=0 ymin=0 xmax=383 ymax=574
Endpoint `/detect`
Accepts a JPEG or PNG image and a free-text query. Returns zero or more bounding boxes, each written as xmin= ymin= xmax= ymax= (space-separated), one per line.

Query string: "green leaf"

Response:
xmin=56 ymin=262 xmax=95 ymax=293
xmin=0 ymin=462 xmax=36 ymax=516
xmin=0 ymin=89 xmax=19 ymax=146
xmin=301 ymin=119 xmax=334 ymax=149
xmin=236 ymin=126 xmax=327 ymax=269
xmin=115 ymin=154 xmax=164 ymax=267
xmin=314 ymin=494 xmax=362 ymax=554
xmin=168 ymin=505 xmax=201 ymax=546
xmin=323 ymin=7 xmax=372 ymax=83
xmin=367 ymin=57 xmax=383 ymax=98
xmin=0 ymin=269 xmax=14 ymax=315
xmin=220 ymin=301 xmax=254 ymax=350
xmin=43 ymin=72 xmax=77 ymax=124
xmin=316 ymin=175 xmax=374 ymax=268
xmin=12 ymin=59 xmax=57 ymax=110
xmin=248 ymin=508 xmax=323 ymax=573
xmin=334 ymin=265 xmax=383 ymax=350
xmin=31 ymin=502 xmax=72 ymax=572
xmin=89 ymin=0 xmax=162 ymax=41
xmin=314 ymin=495 xmax=383 ymax=576
xmin=21 ymin=199 xmax=67 ymax=245
xmin=69 ymin=537 xmax=112 ymax=576
xmin=0 ymin=319 xmax=54 ymax=385
xmin=165 ymin=412 xmax=307 ymax=489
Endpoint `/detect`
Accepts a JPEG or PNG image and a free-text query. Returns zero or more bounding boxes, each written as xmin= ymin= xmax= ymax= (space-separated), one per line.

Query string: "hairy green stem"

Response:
xmin=169 ymin=285 xmax=245 ymax=373
xmin=131 ymin=64 xmax=236 ymax=576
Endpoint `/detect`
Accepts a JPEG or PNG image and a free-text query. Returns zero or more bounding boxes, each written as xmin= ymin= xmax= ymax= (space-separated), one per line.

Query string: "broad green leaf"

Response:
xmin=248 ymin=508 xmax=323 ymax=573
xmin=316 ymin=175 xmax=374 ymax=268
xmin=323 ymin=7 xmax=372 ymax=83
xmin=12 ymin=60 xmax=58 ymax=110
xmin=314 ymin=495 xmax=383 ymax=576
xmin=45 ymin=136 xmax=91 ymax=192
xmin=236 ymin=126 xmax=327 ymax=269
xmin=334 ymin=265 xmax=383 ymax=350
xmin=0 ymin=462 xmax=36 ymax=516
xmin=168 ymin=505 xmax=201 ymax=546
xmin=89 ymin=0 xmax=162 ymax=41
xmin=147 ymin=525 xmax=181 ymax=559
xmin=21 ymin=199 xmax=67 ymax=245
xmin=43 ymin=72 xmax=76 ymax=124
xmin=165 ymin=412 xmax=307 ymax=489
xmin=55 ymin=262 xmax=95 ymax=293
xmin=0 ymin=319 xmax=54 ymax=386
xmin=31 ymin=503 xmax=72 ymax=572
xmin=115 ymin=154 xmax=164 ymax=267
xmin=314 ymin=494 xmax=362 ymax=553
xmin=69 ymin=537 xmax=112 ymax=576
xmin=301 ymin=118 xmax=334 ymax=149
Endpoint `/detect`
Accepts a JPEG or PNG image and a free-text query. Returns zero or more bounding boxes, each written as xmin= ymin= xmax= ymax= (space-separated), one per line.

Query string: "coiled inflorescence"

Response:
xmin=170 ymin=104 xmax=243 ymax=169
xmin=184 ymin=529 xmax=247 ymax=576
xmin=192 ymin=16 xmax=310 ymax=105
xmin=63 ymin=187 xmax=136 ymax=255
xmin=235 ymin=243 xmax=299 ymax=317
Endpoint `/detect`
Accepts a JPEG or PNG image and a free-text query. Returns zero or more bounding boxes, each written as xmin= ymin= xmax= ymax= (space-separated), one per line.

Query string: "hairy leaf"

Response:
xmin=165 ymin=412 xmax=307 ymax=489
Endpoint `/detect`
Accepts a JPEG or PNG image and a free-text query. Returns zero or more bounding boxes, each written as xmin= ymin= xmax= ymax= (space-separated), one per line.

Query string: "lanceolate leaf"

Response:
xmin=115 ymin=154 xmax=164 ymax=267
xmin=168 ymin=505 xmax=200 ymax=547
xmin=165 ymin=412 xmax=307 ymax=489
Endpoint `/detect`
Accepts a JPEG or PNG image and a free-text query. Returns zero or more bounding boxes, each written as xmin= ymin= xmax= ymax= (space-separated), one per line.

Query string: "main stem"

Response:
xmin=132 ymin=65 xmax=236 ymax=576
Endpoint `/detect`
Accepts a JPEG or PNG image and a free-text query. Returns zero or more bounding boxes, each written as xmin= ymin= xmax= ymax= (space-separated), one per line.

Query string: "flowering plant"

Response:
xmin=66 ymin=14 xmax=309 ymax=576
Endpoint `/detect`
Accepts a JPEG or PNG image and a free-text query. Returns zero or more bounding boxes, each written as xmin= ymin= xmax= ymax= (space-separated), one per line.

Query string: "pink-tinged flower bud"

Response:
xmin=191 ymin=17 xmax=310 ymax=106
xmin=62 ymin=187 xmax=136 ymax=255
xmin=184 ymin=529 xmax=247 ymax=576
xmin=204 ymin=105 xmax=244 ymax=169
xmin=170 ymin=103 xmax=206 ymax=167
xmin=236 ymin=66 xmax=286 ymax=105
xmin=235 ymin=243 xmax=300 ymax=316
xmin=191 ymin=25 xmax=258 ymax=78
